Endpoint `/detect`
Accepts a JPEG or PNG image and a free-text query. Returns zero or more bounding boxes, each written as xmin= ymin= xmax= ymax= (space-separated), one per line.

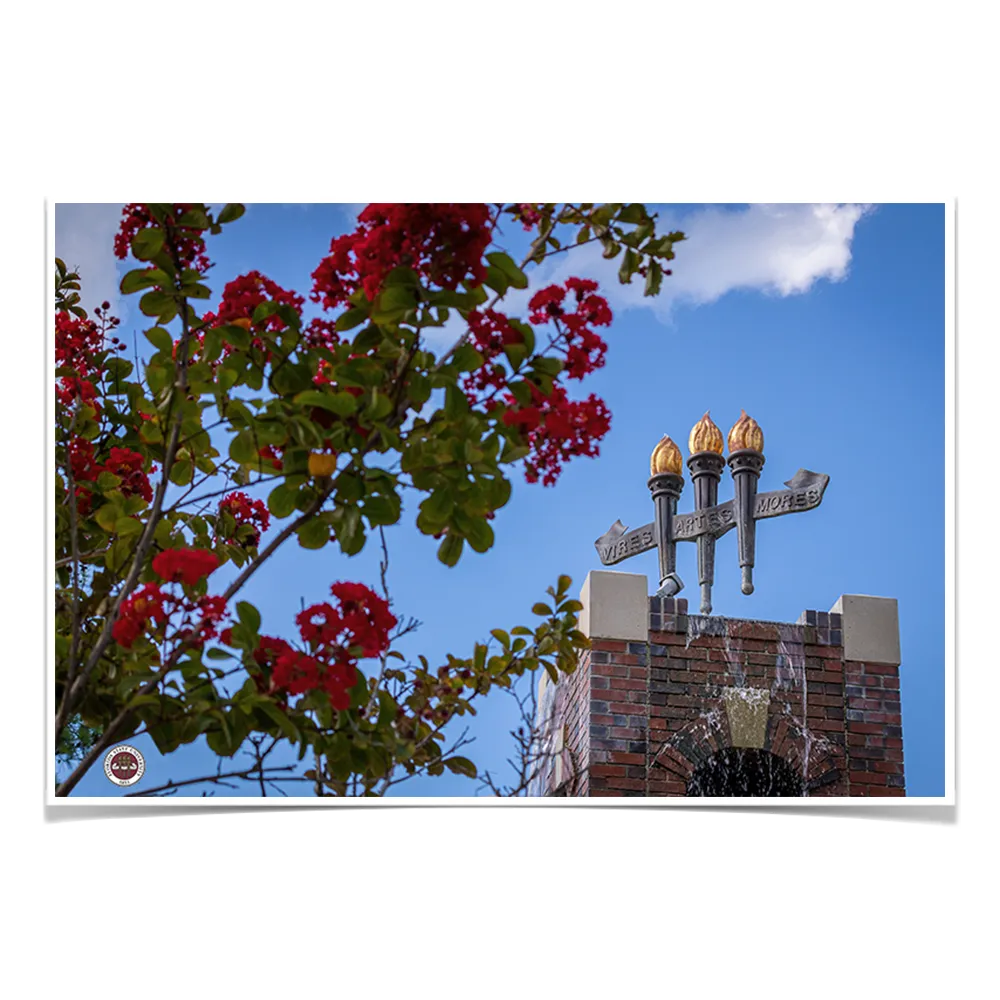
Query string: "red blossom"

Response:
xmin=515 ymin=204 xmax=544 ymax=230
xmin=56 ymin=311 xmax=104 ymax=377
xmin=311 ymin=203 xmax=492 ymax=311
xmin=152 ymin=547 xmax=220 ymax=586
xmin=504 ymin=383 xmax=611 ymax=487
xmin=112 ymin=583 xmax=170 ymax=649
xmin=218 ymin=491 xmax=270 ymax=547
xmin=56 ymin=377 xmax=101 ymax=414
xmin=529 ymin=279 xmax=611 ymax=380
xmin=302 ymin=317 xmax=341 ymax=352
xmin=257 ymin=445 xmax=284 ymax=471
xmin=114 ymin=203 xmax=211 ymax=273
xmin=255 ymin=581 xmax=396 ymax=711
xmin=104 ymin=447 xmax=154 ymax=503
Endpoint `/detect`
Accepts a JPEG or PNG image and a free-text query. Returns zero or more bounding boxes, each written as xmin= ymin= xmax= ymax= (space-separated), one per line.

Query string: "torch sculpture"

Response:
xmin=594 ymin=410 xmax=830 ymax=613
xmin=687 ymin=413 xmax=726 ymax=613
xmin=727 ymin=409 xmax=765 ymax=596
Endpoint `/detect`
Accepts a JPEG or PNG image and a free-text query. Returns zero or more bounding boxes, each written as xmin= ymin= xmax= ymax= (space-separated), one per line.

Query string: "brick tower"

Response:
xmin=530 ymin=571 xmax=905 ymax=797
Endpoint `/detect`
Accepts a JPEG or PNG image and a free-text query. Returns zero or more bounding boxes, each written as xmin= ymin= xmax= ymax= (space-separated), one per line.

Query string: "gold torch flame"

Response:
xmin=650 ymin=435 xmax=683 ymax=476
xmin=727 ymin=409 xmax=764 ymax=454
xmin=688 ymin=411 xmax=724 ymax=455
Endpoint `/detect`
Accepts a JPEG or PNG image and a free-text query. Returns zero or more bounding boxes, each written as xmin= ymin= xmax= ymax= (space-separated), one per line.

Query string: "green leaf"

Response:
xmin=532 ymin=603 xmax=553 ymax=616
xmin=362 ymin=492 xmax=401 ymax=526
xmin=464 ymin=518 xmax=494 ymax=554
xmin=437 ymin=533 xmax=464 ymax=567
xmin=202 ymin=328 xmax=223 ymax=362
xmin=618 ymin=249 xmax=640 ymax=285
xmin=333 ymin=506 xmax=365 ymax=555
xmin=298 ymin=517 xmax=330 ymax=550
xmin=105 ymin=357 xmax=134 ymax=381
xmin=451 ymin=345 xmax=483 ymax=373
xmin=444 ymin=756 xmax=478 ymax=778
xmin=94 ymin=503 xmax=121 ymax=533
xmin=616 ymin=203 xmax=647 ymax=225
xmin=237 ymin=601 xmax=261 ymax=634
xmin=484 ymin=265 xmax=509 ymax=296
xmin=220 ymin=324 xmax=251 ymax=350
xmin=140 ymin=290 xmax=177 ymax=322
xmin=644 ymin=259 xmax=663 ymax=297
xmin=419 ymin=491 xmax=454 ymax=526
xmin=258 ymin=700 xmax=298 ymax=740
xmin=131 ymin=228 xmax=165 ymax=261
xmin=144 ymin=326 xmax=174 ymax=354
xmin=217 ymin=203 xmax=245 ymax=225
xmin=485 ymin=252 xmax=528 ymax=289
xmin=268 ymin=483 xmax=297 ymax=519
xmin=229 ymin=431 xmax=257 ymax=466
xmin=336 ymin=307 xmax=368 ymax=332
xmin=169 ymin=458 xmax=193 ymax=485
xmin=444 ymin=385 xmax=469 ymax=418
xmin=121 ymin=268 xmax=168 ymax=295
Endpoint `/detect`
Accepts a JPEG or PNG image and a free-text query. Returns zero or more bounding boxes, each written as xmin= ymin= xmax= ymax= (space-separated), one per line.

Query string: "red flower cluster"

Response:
xmin=503 ymin=383 xmax=611 ymax=486
xmin=56 ymin=377 xmax=100 ymax=415
xmin=112 ymin=582 xmax=229 ymax=649
xmin=104 ymin=447 xmax=154 ymax=503
xmin=55 ymin=312 xmax=103 ymax=378
xmin=302 ymin=317 xmax=341 ymax=353
xmin=200 ymin=271 xmax=304 ymax=364
xmin=243 ymin=582 xmax=397 ymax=711
xmin=515 ymin=204 xmax=544 ymax=230
xmin=311 ymin=203 xmax=493 ymax=310
xmin=206 ymin=271 xmax=304 ymax=332
xmin=257 ymin=445 xmax=283 ymax=471
xmin=218 ymin=491 xmax=270 ymax=547
xmin=528 ymin=278 xmax=612 ymax=379
xmin=112 ymin=583 xmax=169 ymax=649
xmin=462 ymin=309 xmax=524 ymax=403
xmin=152 ymin=547 xmax=220 ymax=586
xmin=114 ymin=204 xmax=211 ymax=273
xmin=64 ymin=442 xmax=153 ymax=515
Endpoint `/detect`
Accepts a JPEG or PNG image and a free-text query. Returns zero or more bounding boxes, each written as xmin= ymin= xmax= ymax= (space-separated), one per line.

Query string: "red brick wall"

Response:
xmin=544 ymin=598 xmax=905 ymax=798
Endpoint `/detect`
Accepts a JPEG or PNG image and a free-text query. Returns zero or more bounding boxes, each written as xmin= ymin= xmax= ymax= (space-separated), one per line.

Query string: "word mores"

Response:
xmin=596 ymin=485 xmax=824 ymax=566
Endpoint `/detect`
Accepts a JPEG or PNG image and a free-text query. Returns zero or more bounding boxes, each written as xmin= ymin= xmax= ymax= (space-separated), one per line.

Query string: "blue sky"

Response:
xmin=55 ymin=202 xmax=946 ymax=797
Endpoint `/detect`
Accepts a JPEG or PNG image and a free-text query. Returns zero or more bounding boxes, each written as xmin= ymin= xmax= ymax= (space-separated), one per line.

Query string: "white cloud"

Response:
xmin=424 ymin=204 xmax=871 ymax=353
xmin=54 ymin=203 xmax=126 ymax=322
xmin=529 ymin=203 xmax=872 ymax=320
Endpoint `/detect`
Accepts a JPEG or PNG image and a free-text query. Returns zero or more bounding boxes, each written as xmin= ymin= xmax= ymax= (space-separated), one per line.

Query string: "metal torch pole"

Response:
xmin=647 ymin=472 xmax=684 ymax=597
xmin=727 ymin=448 xmax=765 ymax=595
xmin=687 ymin=452 xmax=725 ymax=614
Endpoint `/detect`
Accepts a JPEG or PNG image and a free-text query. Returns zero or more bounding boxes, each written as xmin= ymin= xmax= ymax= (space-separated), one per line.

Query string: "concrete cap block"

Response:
xmin=829 ymin=594 xmax=901 ymax=666
xmin=579 ymin=570 xmax=649 ymax=641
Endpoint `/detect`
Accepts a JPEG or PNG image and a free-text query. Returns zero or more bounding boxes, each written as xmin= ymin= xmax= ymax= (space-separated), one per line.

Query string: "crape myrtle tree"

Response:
xmin=53 ymin=203 xmax=684 ymax=797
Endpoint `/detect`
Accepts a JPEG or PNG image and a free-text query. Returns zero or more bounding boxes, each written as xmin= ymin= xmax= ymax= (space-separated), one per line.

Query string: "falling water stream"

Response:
xmin=667 ymin=615 xmax=822 ymax=796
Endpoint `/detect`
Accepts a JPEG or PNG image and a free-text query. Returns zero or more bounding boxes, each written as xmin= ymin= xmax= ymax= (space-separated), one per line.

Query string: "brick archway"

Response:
xmin=648 ymin=698 xmax=847 ymax=797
